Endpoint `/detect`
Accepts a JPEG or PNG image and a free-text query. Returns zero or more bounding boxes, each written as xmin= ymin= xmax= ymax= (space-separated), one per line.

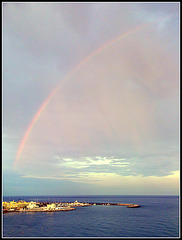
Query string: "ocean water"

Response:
xmin=3 ymin=195 xmax=179 ymax=238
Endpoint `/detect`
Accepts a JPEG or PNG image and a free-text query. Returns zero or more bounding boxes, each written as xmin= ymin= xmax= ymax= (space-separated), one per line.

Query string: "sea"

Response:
xmin=2 ymin=195 xmax=180 ymax=238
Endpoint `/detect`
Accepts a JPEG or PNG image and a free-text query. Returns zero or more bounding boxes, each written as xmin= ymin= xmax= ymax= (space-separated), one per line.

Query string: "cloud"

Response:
xmin=13 ymin=19 xmax=179 ymax=181
xmin=19 ymin=170 xmax=179 ymax=195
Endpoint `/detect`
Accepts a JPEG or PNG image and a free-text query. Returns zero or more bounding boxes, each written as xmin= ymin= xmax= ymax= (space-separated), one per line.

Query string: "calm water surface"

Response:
xmin=3 ymin=195 xmax=179 ymax=237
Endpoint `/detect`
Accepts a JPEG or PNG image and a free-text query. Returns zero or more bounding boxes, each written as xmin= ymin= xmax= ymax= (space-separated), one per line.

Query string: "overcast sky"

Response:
xmin=3 ymin=2 xmax=179 ymax=196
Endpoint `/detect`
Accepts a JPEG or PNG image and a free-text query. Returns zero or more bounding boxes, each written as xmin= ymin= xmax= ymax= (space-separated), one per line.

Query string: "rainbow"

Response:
xmin=14 ymin=22 xmax=152 ymax=166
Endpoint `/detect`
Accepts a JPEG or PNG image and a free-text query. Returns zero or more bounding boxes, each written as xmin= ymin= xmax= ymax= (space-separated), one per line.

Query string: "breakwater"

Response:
xmin=89 ymin=202 xmax=141 ymax=208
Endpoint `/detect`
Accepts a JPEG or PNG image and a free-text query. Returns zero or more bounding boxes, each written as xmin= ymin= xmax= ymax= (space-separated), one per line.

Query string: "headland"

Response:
xmin=3 ymin=200 xmax=140 ymax=214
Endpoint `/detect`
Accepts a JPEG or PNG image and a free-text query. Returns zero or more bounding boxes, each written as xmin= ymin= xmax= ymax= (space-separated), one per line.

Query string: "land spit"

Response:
xmin=3 ymin=200 xmax=141 ymax=214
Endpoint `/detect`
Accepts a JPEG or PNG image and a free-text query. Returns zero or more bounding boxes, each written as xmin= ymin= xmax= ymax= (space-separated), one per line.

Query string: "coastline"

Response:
xmin=3 ymin=208 xmax=76 ymax=214
xmin=3 ymin=201 xmax=141 ymax=214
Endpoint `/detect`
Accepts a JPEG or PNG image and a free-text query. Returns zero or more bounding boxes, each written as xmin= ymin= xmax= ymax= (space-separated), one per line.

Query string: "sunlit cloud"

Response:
xmin=21 ymin=170 xmax=179 ymax=195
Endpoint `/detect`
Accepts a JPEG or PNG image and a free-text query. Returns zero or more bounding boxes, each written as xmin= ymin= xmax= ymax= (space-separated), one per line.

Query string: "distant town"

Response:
xmin=3 ymin=200 xmax=140 ymax=214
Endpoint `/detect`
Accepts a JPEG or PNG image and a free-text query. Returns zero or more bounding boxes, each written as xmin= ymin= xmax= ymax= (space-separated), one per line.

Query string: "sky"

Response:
xmin=3 ymin=2 xmax=179 ymax=196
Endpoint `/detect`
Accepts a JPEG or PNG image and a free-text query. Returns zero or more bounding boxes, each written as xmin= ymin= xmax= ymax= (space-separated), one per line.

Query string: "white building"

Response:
xmin=46 ymin=203 xmax=56 ymax=210
xmin=27 ymin=201 xmax=39 ymax=209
